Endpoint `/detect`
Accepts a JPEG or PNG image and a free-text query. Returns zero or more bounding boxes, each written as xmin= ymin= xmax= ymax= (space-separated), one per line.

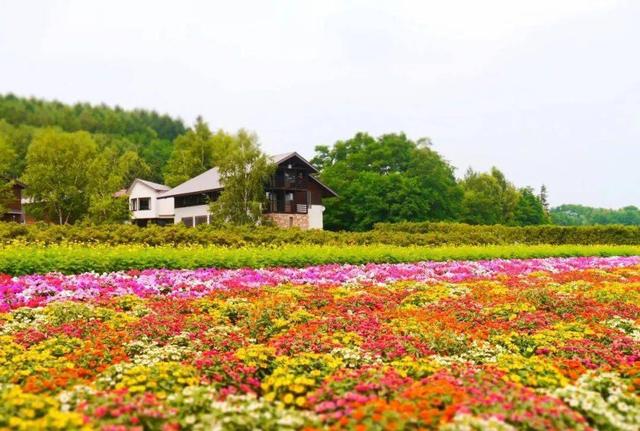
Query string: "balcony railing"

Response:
xmin=267 ymin=200 xmax=308 ymax=214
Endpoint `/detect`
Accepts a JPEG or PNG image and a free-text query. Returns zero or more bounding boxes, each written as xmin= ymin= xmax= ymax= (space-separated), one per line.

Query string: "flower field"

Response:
xmin=1 ymin=256 xmax=640 ymax=430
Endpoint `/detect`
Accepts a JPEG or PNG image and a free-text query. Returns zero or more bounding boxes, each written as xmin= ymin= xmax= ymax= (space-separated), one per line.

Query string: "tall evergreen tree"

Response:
xmin=514 ymin=187 xmax=548 ymax=226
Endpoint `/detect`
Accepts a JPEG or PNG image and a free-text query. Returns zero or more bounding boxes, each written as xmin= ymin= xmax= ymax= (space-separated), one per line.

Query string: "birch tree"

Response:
xmin=209 ymin=130 xmax=275 ymax=226
xmin=22 ymin=128 xmax=97 ymax=224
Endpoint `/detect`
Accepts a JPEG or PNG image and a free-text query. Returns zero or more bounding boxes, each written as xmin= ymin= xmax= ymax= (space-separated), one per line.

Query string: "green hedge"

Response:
xmin=373 ymin=222 xmax=640 ymax=245
xmin=2 ymin=221 xmax=640 ymax=247
xmin=1 ymin=244 xmax=640 ymax=275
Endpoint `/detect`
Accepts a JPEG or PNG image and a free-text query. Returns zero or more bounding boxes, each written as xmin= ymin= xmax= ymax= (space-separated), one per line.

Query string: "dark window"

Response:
xmin=284 ymin=171 xmax=296 ymax=188
xmin=130 ymin=198 xmax=138 ymax=211
xmin=267 ymin=191 xmax=278 ymax=212
xmin=175 ymin=192 xmax=219 ymax=208
xmin=194 ymin=215 xmax=208 ymax=226
xmin=181 ymin=217 xmax=193 ymax=227
xmin=138 ymin=197 xmax=150 ymax=211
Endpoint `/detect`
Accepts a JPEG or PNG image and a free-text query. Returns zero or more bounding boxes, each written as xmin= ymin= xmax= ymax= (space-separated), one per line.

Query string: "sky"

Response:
xmin=0 ymin=0 xmax=639 ymax=208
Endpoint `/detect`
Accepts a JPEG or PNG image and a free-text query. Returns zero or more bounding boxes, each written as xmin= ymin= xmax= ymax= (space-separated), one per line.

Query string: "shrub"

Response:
xmin=3 ymin=221 xmax=640 ymax=247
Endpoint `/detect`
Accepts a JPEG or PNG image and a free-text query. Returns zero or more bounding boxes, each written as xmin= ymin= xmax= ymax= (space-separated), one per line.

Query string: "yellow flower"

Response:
xmin=20 ymin=408 xmax=36 ymax=419
xmin=290 ymin=384 xmax=305 ymax=394
xmin=282 ymin=393 xmax=294 ymax=404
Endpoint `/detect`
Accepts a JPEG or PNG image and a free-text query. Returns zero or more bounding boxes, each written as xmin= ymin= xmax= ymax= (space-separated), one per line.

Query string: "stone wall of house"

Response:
xmin=265 ymin=213 xmax=309 ymax=229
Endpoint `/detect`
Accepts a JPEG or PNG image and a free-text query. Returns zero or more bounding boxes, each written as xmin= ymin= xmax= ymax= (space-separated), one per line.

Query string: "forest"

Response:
xmin=0 ymin=94 xmax=635 ymax=229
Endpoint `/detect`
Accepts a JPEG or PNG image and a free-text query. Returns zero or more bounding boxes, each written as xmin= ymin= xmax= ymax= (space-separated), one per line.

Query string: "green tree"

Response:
xmin=21 ymin=128 xmax=97 ymax=224
xmin=115 ymin=150 xmax=152 ymax=187
xmin=487 ymin=167 xmax=520 ymax=224
xmin=550 ymin=204 xmax=640 ymax=225
xmin=0 ymin=94 xmax=186 ymax=182
xmin=514 ymin=187 xmax=548 ymax=225
xmin=0 ymin=93 xmax=185 ymax=141
xmin=0 ymin=135 xmax=18 ymax=215
xmin=312 ymin=132 xmax=461 ymax=231
xmin=459 ymin=167 xmax=523 ymax=225
xmin=84 ymin=148 xmax=150 ymax=224
xmin=0 ymin=120 xmax=35 ymax=178
xmin=140 ymin=139 xmax=173 ymax=183
xmin=0 ymin=135 xmax=16 ymax=179
xmin=539 ymin=185 xmax=550 ymax=213
xmin=459 ymin=169 xmax=504 ymax=225
xmin=209 ymin=130 xmax=275 ymax=226
xmin=164 ymin=117 xmax=230 ymax=187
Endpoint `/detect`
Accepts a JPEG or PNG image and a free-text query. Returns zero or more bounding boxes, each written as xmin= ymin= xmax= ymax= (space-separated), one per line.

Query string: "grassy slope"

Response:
xmin=1 ymin=243 xmax=640 ymax=275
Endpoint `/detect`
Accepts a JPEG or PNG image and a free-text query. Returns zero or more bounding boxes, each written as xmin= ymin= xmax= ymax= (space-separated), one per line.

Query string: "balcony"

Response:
xmin=266 ymin=191 xmax=309 ymax=214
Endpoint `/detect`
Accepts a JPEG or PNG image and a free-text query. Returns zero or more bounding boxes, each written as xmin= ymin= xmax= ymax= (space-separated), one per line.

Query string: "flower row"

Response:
xmin=0 ymin=256 xmax=639 ymax=429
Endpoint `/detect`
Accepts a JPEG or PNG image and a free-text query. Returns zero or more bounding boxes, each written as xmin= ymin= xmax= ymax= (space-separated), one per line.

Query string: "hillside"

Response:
xmin=0 ymin=94 xmax=186 ymax=182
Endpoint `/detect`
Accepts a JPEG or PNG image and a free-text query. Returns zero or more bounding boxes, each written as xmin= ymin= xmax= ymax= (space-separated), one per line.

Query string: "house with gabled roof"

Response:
xmin=126 ymin=179 xmax=174 ymax=227
xmin=127 ymin=152 xmax=337 ymax=229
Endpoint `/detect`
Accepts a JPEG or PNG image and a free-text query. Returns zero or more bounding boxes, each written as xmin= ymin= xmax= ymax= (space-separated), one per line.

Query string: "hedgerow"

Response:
xmin=1 ymin=243 xmax=640 ymax=275
xmin=373 ymin=221 xmax=640 ymax=244
xmin=2 ymin=221 xmax=640 ymax=246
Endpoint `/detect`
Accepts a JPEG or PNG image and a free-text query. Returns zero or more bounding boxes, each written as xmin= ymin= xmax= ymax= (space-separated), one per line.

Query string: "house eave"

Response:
xmin=309 ymin=175 xmax=338 ymax=198
xmin=158 ymin=188 xmax=224 ymax=200
xmin=275 ymin=152 xmax=319 ymax=174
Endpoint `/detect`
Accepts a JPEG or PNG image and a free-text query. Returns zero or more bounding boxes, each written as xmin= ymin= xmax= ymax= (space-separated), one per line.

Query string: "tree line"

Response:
xmin=0 ymin=94 xmax=630 ymax=230
xmin=312 ymin=133 xmax=549 ymax=230
xmin=551 ymin=204 xmax=640 ymax=226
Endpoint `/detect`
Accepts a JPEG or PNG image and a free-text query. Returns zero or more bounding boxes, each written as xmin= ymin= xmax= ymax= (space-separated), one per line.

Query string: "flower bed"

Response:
xmin=1 ymin=256 xmax=639 ymax=429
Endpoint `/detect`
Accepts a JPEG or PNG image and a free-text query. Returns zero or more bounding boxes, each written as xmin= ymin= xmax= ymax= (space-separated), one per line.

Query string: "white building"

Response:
xmin=128 ymin=152 xmax=337 ymax=229
xmin=126 ymin=179 xmax=174 ymax=226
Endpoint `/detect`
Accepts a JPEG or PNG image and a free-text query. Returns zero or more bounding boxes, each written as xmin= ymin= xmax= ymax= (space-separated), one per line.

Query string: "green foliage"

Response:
xmin=1 ymin=243 xmax=639 ymax=275
xmin=460 ymin=167 xmax=522 ymax=225
xmin=0 ymin=95 xmax=184 ymax=186
xmin=374 ymin=221 xmax=640 ymax=245
xmin=514 ymin=187 xmax=549 ymax=226
xmin=0 ymin=93 xmax=185 ymax=141
xmin=313 ymin=133 xmax=461 ymax=231
xmin=0 ymin=134 xmax=16 ymax=178
xmin=0 ymin=136 xmax=17 ymax=215
xmin=3 ymin=221 xmax=640 ymax=248
xmin=164 ymin=118 xmax=230 ymax=187
xmin=551 ymin=204 xmax=640 ymax=226
xmin=85 ymin=147 xmax=150 ymax=224
xmin=209 ymin=130 xmax=275 ymax=226
xmin=0 ymin=119 xmax=35 ymax=178
xmin=21 ymin=129 xmax=99 ymax=224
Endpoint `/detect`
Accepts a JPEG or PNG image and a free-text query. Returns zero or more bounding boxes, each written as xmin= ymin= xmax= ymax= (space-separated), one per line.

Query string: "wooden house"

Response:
xmin=129 ymin=152 xmax=336 ymax=229
xmin=2 ymin=181 xmax=26 ymax=223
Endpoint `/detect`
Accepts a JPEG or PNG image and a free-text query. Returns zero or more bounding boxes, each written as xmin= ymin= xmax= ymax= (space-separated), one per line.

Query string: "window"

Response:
xmin=284 ymin=171 xmax=296 ymax=188
xmin=175 ymin=192 xmax=219 ymax=208
xmin=138 ymin=197 xmax=150 ymax=211
xmin=266 ymin=191 xmax=278 ymax=212
xmin=181 ymin=217 xmax=194 ymax=227
xmin=194 ymin=215 xmax=208 ymax=226
xmin=130 ymin=198 xmax=138 ymax=211
xmin=284 ymin=192 xmax=294 ymax=212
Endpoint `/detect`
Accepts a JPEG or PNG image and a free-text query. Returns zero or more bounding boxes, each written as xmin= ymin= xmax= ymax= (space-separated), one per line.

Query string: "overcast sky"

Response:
xmin=1 ymin=0 xmax=638 ymax=207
